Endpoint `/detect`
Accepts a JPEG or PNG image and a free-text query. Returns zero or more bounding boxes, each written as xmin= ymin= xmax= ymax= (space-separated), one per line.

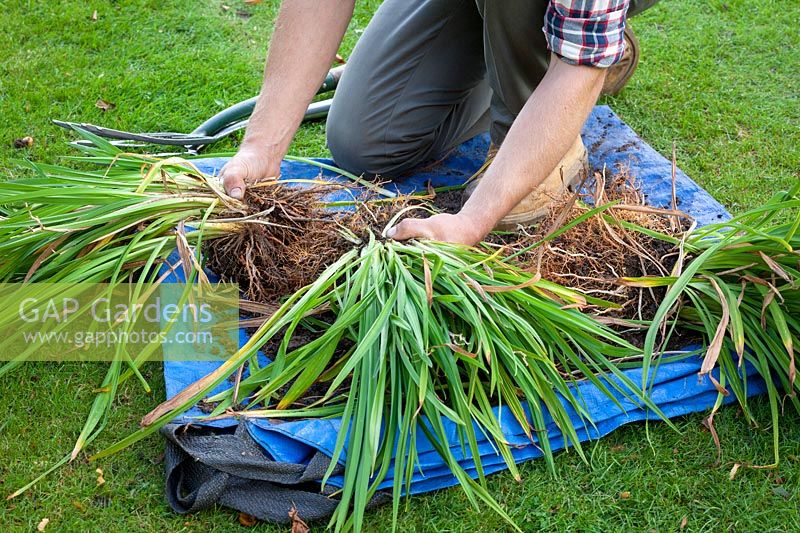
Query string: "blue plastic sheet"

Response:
xmin=162 ymin=105 xmax=762 ymax=494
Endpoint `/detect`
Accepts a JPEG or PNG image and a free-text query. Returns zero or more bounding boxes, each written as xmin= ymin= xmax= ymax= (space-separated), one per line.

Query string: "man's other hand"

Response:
xmin=386 ymin=213 xmax=481 ymax=246
xmin=220 ymin=147 xmax=281 ymax=199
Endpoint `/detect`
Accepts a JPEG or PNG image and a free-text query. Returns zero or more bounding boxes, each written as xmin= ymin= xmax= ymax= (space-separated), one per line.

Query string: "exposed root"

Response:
xmin=204 ymin=184 xmax=349 ymax=302
xmin=205 ymin=169 xmax=688 ymax=325
xmin=493 ymin=169 xmax=687 ymax=321
xmin=204 ymin=183 xmax=415 ymax=302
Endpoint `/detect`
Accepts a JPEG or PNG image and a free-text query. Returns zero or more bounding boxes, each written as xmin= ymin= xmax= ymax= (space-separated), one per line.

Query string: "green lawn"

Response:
xmin=1 ymin=0 xmax=799 ymax=531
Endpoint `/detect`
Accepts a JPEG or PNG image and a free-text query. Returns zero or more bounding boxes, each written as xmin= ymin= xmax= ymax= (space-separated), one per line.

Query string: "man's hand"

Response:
xmin=222 ymin=0 xmax=355 ymax=199
xmin=386 ymin=213 xmax=480 ymax=246
xmin=220 ymin=146 xmax=281 ymax=199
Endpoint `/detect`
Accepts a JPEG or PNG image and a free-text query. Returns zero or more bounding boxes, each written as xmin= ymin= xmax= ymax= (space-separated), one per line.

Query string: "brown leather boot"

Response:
xmin=462 ymin=135 xmax=589 ymax=229
xmin=601 ymin=25 xmax=640 ymax=96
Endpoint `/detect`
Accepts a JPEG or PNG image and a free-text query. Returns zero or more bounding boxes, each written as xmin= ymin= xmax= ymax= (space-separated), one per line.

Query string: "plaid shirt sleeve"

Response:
xmin=543 ymin=0 xmax=630 ymax=68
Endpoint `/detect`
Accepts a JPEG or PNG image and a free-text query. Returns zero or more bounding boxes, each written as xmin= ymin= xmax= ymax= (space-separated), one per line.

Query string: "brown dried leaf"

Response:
xmin=761 ymin=290 xmax=775 ymax=329
xmin=12 ymin=136 xmax=34 ymax=149
xmin=708 ymin=373 xmax=730 ymax=397
xmin=699 ymin=278 xmax=730 ymax=375
xmin=37 ymin=518 xmax=50 ymax=532
xmin=729 ymin=463 xmax=741 ymax=480
xmin=95 ymin=98 xmax=116 ymax=112
xmin=95 ymin=468 xmax=105 ymax=486
xmin=238 ymin=512 xmax=257 ymax=527
xmin=462 ymin=274 xmax=488 ymax=300
xmin=289 ymin=506 xmax=310 ymax=533
xmin=619 ymin=491 xmax=631 ymax=500
xmin=595 ymin=316 xmax=647 ymax=329
xmin=423 ymin=256 xmax=433 ymax=307
xmin=759 ymin=251 xmax=792 ymax=285
xmin=701 ymin=413 xmax=722 ymax=465
xmin=142 ymin=359 xmax=237 ymax=425
xmin=680 ymin=515 xmax=688 ymax=530
xmin=741 ymin=274 xmax=769 ymax=287
xmin=238 ymin=300 xmax=279 ymax=315
xmin=25 ymin=235 xmax=68 ymax=282
xmin=175 ymin=221 xmax=210 ymax=285
xmin=446 ymin=343 xmax=477 ymax=359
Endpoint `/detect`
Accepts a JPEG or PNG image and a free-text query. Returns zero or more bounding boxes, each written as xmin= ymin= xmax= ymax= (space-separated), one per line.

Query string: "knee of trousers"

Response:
xmin=326 ymin=100 xmax=431 ymax=178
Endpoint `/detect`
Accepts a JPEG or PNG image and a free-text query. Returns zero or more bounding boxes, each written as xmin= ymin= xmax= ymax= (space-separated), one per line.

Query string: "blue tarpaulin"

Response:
xmin=161 ymin=105 xmax=764 ymax=496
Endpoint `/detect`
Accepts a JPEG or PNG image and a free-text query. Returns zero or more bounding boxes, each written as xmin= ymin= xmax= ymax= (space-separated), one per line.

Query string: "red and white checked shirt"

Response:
xmin=543 ymin=0 xmax=630 ymax=68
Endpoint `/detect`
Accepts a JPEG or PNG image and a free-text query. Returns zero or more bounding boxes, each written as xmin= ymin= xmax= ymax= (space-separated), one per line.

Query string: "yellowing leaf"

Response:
xmin=95 ymin=99 xmax=116 ymax=112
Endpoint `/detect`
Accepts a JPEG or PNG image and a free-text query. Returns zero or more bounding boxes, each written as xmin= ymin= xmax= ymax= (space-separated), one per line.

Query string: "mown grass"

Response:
xmin=0 ymin=0 xmax=798 ymax=531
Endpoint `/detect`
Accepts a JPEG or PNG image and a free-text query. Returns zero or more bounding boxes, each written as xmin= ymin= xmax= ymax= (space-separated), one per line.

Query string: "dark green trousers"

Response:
xmin=326 ymin=0 xmax=660 ymax=176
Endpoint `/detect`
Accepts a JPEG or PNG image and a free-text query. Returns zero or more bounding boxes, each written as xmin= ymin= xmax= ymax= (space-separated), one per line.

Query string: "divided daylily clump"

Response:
xmin=1 ymin=132 xmax=799 ymax=531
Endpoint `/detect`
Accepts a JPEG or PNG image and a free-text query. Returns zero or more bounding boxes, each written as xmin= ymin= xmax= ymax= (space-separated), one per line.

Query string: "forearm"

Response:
xmin=460 ymin=58 xmax=606 ymax=240
xmin=242 ymin=0 xmax=355 ymax=159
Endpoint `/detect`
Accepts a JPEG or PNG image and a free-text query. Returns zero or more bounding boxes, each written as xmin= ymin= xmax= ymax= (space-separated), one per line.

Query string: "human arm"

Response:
xmin=387 ymin=57 xmax=606 ymax=244
xmin=221 ymin=0 xmax=355 ymax=199
xmin=387 ymin=0 xmax=630 ymax=244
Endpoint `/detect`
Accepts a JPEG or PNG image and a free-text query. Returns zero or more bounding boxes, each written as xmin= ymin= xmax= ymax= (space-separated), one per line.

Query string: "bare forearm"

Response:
xmin=242 ymin=0 xmax=355 ymax=158
xmin=460 ymin=58 xmax=606 ymax=240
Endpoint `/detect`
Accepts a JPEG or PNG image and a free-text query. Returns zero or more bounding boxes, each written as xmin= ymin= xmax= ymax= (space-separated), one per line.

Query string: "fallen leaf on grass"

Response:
xmin=289 ymin=506 xmax=310 ymax=533
xmin=238 ymin=512 xmax=257 ymax=527
xmin=729 ymin=463 xmax=741 ymax=480
xmin=619 ymin=491 xmax=631 ymax=500
xmin=701 ymin=413 xmax=722 ymax=465
xmin=221 ymin=4 xmax=230 ymax=11
xmin=95 ymin=468 xmax=105 ymax=486
xmin=91 ymin=10 xmax=97 ymax=21
xmin=680 ymin=515 xmax=688 ymax=530
xmin=37 ymin=518 xmax=49 ymax=531
xmin=12 ymin=136 xmax=34 ymax=149
xmin=95 ymin=99 xmax=116 ymax=112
